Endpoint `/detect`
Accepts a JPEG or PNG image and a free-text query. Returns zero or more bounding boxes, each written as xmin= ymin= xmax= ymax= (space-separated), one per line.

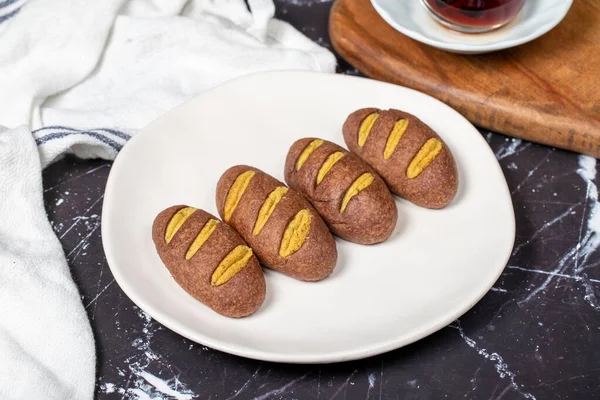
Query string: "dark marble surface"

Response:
xmin=41 ymin=1 xmax=599 ymax=399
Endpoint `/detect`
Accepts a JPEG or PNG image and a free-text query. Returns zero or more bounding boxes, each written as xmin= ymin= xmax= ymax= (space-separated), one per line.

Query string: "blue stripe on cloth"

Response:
xmin=0 ymin=0 xmax=20 ymax=9
xmin=0 ymin=5 xmax=20 ymax=23
xmin=33 ymin=125 xmax=132 ymax=140
xmin=97 ymin=128 xmax=132 ymax=140
xmin=35 ymin=131 xmax=123 ymax=151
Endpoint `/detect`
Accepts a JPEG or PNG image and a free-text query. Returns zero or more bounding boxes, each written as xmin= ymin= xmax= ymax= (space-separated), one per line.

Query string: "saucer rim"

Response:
xmin=371 ymin=0 xmax=574 ymax=54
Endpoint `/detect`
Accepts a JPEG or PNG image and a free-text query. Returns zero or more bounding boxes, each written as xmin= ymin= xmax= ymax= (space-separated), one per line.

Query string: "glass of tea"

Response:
xmin=422 ymin=0 xmax=527 ymax=33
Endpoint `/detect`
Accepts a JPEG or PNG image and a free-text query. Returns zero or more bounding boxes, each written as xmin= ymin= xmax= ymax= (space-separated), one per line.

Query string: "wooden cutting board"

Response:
xmin=329 ymin=0 xmax=600 ymax=158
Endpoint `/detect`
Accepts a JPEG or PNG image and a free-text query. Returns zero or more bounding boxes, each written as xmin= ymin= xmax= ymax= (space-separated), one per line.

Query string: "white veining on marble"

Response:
xmin=575 ymin=156 xmax=600 ymax=310
xmin=84 ymin=279 xmax=115 ymax=309
xmin=43 ymin=163 xmax=108 ymax=193
xmin=66 ymin=214 xmax=101 ymax=262
xmin=449 ymin=320 xmax=536 ymax=399
xmin=135 ymin=371 xmax=194 ymax=400
xmin=493 ymin=384 xmax=514 ymax=400
xmin=512 ymin=204 xmax=578 ymax=254
xmin=495 ymin=138 xmax=531 ymax=160
xmin=254 ymin=373 xmax=309 ymax=400
xmin=98 ymin=308 xmax=198 ymax=399
xmin=368 ymin=373 xmax=375 ymax=388
xmin=317 ymin=369 xmax=322 ymax=400
xmin=226 ymin=366 xmax=262 ymax=400
xmin=327 ymin=369 xmax=358 ymax=400
xmin=379 ymin=359 xmax=384 ymax=400
xmin=511 ymin=149 xmax=553 ymax=195
xmin=517 ymin=156 xmax=600 ymax=309
xmin=507 ymin=265 xmax=600 ymax=284
xmin=495 ymin=138 xmax=521 ymax=158
xmin=365 ymin=372 xmax=376 ymax=399
xmin=518 ymin=243 xmax=579 ymax=303
xmin=58 ymin=194 xmax=103 ymax=239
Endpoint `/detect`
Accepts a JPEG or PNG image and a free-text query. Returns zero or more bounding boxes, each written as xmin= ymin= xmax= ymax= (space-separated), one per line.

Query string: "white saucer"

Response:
xmin=371 ymin=0 xmax=573 ymax=54
xmin=102 ymin=71 xmax=515 ymax=363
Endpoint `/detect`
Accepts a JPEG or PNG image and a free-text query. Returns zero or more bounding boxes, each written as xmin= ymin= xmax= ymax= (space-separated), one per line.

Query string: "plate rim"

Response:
xmin=102 ymin=70 xmax=516 ymax=363
xmin=371 ymin=0 xmax=573 ymax=54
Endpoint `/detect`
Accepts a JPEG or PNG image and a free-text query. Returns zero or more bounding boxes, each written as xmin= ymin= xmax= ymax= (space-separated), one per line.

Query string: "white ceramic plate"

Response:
xmin=102 ymin=71 xmax=515 ymax=363
xmin=371 ymin=0 xmax=573 ymax=54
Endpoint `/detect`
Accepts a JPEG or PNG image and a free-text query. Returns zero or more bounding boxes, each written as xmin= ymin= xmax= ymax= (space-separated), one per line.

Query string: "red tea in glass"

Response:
xmin=422 ymin=0 xmax=527 ymax=33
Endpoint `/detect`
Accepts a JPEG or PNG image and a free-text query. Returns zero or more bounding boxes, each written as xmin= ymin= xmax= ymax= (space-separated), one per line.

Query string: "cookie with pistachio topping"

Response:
xmin=284 ymin=138 xmax=397 ymax=245
xmin=216 ymin=166 xmax=337 ymax=281
xmin=152 ymin=206 xmax=266 ymax=318
xmin=343 ymin=108 xmax=458 ymax=209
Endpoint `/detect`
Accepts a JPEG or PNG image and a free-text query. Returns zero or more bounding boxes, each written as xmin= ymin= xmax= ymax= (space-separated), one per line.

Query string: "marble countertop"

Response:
xmin=42 ymin=1 xmax=599 ymax=399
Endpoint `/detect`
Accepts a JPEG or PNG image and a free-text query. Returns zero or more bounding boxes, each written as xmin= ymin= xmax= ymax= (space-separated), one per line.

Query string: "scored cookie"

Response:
xmin=216 ymin=166 xmax=337 ymax=281
xmin=284 ymin=138 xmax=398 ymax=245
xmin=152 ymin=206 xmax=266 ymax=318
xmin=343 ymin=108 xmax=458 ymax=209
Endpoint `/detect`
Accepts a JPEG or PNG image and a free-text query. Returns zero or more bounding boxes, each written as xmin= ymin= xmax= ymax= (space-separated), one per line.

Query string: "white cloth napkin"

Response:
xmin=0 ymin=126 xmax=96 ymax=400
xmin=0 ymin=0 xmax=336 ymax=398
